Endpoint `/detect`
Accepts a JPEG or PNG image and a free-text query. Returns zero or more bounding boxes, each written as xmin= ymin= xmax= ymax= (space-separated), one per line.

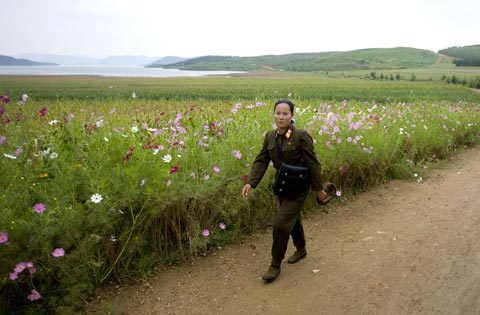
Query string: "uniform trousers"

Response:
xmin=271 ymin=189 xmax=309 ymax=267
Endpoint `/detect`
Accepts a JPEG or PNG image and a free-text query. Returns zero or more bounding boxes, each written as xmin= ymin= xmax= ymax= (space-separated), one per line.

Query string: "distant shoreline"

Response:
xmin=0 ymin=65 xmax=245 ymax=78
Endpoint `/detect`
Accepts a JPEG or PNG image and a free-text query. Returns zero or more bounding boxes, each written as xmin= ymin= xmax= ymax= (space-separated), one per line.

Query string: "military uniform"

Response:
xmin=247 ymin=126 xmax=323 ymax=267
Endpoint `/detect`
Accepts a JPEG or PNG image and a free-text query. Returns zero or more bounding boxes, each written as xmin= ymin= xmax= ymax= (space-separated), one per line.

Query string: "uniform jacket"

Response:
xmin=247 ymin=126 xmax=323 ymax=191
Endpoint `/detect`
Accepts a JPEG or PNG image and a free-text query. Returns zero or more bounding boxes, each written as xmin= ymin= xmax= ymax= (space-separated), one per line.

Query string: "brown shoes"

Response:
xmin=287 ymin=250 xmax=307 ymax=264
xmin=262 ymin=265 xmax=281 ymax=282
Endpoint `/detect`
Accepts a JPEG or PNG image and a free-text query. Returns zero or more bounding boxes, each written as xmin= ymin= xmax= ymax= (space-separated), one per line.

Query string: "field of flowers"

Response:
xmin=1 ymin=76 xmax=480 ymax=313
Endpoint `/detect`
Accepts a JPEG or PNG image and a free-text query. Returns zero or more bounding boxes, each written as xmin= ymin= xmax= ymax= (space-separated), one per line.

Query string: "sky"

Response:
xmin=2 ymin=0 xmax=479 ymax=58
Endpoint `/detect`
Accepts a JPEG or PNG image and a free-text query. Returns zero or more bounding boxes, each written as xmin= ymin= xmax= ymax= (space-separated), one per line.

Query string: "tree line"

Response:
xmin=439 ymin=45 xmax=480 ymax=67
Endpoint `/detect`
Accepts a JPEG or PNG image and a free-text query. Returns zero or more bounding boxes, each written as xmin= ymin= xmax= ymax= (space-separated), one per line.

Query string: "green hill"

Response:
xmin=162 ymin=47 xmax=437 ymax=72
xmin=0 ymin=55 xmax=57 ymax=66
xmin=438 ymin=45 xmax=480 ymax=67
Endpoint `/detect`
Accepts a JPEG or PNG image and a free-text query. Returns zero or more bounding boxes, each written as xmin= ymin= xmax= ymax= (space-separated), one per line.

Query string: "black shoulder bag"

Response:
xmin=272 ymin=135 xmax=310 ymax=196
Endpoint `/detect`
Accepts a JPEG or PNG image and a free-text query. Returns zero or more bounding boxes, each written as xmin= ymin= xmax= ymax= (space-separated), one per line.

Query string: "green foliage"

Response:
xmin=439 ymin=45 xmax=480 ymax=67
xmin=469 ymin=76 xmax=480 ymax=89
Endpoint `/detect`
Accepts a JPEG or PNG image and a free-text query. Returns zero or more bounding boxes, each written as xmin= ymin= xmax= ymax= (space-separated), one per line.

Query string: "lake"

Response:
xmin=0 ymin=65 xmax=244 ymax=77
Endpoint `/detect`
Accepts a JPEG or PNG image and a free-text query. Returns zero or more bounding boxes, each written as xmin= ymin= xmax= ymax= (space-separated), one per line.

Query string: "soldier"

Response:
xmin=241 ymin=99 xmax=330 ymax=282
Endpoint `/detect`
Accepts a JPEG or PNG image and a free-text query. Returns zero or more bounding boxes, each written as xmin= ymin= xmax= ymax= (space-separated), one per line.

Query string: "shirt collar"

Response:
xmin=276 ymin=127 xmax=292 ymax=139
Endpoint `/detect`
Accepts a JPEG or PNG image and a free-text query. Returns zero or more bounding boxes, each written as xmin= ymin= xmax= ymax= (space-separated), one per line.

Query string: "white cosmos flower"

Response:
xmin=90 ymin=193 xmax=103 ymax=204
xmin=131 ymin=126 xmax=139 ymax=133
xmin=49 ymin=152 xmax=59 ymax=160
xmin=162 ymin=154 xmax=172 ymax=163
xmin=132 ymin=92 xmax=137 ymax=99
xmin=48 ymin=119 xmax=58 ymax=125
xmin=96 ymin=119 xmax=105 ymax=128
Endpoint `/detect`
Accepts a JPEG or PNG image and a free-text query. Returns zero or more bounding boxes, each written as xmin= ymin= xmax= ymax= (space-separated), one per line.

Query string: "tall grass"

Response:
xmin=0 ymin=78 xmax=479 ymax=313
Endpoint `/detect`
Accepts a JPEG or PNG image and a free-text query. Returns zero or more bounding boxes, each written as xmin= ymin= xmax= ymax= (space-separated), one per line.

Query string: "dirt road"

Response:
xmin=91 ymin=146 xmax=480 ymax=315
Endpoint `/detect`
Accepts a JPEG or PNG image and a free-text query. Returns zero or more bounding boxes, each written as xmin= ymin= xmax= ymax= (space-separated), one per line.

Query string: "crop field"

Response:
xmin=1 ymin=73 xmax=480 ymax=102
xmin=1 ymin=73 xmax=480 ymax=313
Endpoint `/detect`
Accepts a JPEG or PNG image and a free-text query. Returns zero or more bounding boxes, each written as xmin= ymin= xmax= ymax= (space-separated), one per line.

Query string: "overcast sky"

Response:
xmin=2 ymin=0 xmax=479 ymax=58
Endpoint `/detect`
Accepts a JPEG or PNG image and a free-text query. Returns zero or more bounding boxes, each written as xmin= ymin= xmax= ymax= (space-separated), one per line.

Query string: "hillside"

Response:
xmin=0 ymin=55 xmax=57 ymax=66
xmin=14 ymin=54 xmax=171 ymax=66
xmin=439 ymin=45 xmax=480 ymax=67
xmin=162 ymin=47 xmax=437 ymax=72
xmin=147 ymin=56 xmax=188 ymax=67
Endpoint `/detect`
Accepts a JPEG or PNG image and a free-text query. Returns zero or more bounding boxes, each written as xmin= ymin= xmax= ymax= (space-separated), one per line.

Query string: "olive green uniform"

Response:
xmin=247 ymin=126 xmax=323 ymax=267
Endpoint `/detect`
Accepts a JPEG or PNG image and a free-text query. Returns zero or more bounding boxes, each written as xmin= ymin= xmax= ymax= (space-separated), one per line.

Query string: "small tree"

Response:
xmin=395 ymin=73 xmax=401 ymax=80
xmin=451 ymin=75 xmax=458 ymax=84
xmin=370 ymin=72 xmax=376 ymax=80
xmin=410 ymin=73 xmax=416 ymax=81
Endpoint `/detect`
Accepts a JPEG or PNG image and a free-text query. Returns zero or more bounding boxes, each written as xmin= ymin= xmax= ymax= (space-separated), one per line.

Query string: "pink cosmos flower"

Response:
xmin=14 ymin=262 xmax=27 ymax=273
xmin=33 ymin=203 xmax=46 ymax=214
xmin=232 ymin=150 xmax=242 ymax=160
xmin=38 ymin=107 xmax=48 ymax=117
xmin=219 ymin=222 xmax=226 ymax=230
xmin=1 ymin=95 xmax=10 ymax=104
xmin=213 ymin=166 xmax=221 ymax=173
xmin=336 ymin=190 xmax=342 ymax=197
xmin=0 ymin=231 xmax=8 ymax=244
xmin=9 ymin=272 xmax=18 ymax=280
xmin=27 ymin=289 xmax=41 ymax=301
xmin=202 ymin=229 xmax=210 ymax=237
xmin=174 ymin=113 xmax=183 ymax=123
xmin=204 ymin=174 xmax=210 ymax=180
xmin=0 ymin=135 xmax=6 ymax=145
xmin=241 ymin=175 xmax=248 ymax=182
xmin=349 ymin=121 xmax=362 ymax=130
xmin=51 ymin=248 xmax=65 ymax=257
xmin=170 ymin=165 xmax=179 ymax=174
xmin=14 ymin=147 xmax=23 ymax=156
